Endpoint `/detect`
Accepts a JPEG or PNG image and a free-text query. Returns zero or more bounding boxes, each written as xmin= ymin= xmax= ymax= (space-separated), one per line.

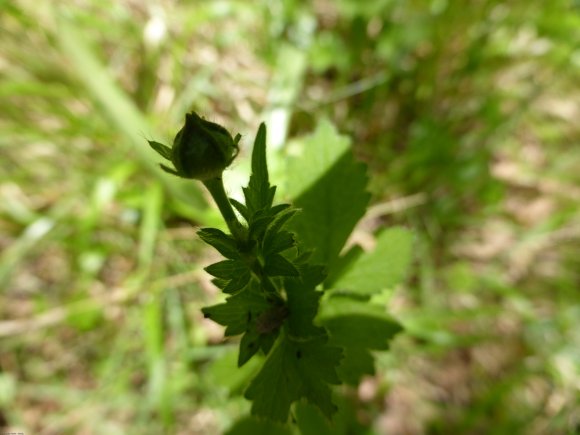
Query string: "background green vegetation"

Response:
xmin=1 ymin=0 xmax=579 ymax=433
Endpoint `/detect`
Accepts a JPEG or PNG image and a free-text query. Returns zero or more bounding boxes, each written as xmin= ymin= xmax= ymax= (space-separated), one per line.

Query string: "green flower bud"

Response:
xmin=149 ymin=111 xmax=240 ymax=180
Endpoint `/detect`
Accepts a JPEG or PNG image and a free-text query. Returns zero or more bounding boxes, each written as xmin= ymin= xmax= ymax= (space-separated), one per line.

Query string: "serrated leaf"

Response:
xmin=245 ymin=335 xmax=342 ymax=422
xmin=148 ymin=140 xmax=172 ymax=160
xmin=205 ymin=259 xmax=248 ymax=280
xmin=263 ymin=231 xmax=296 ymax=255
xmin=324 ymin=245 xmax=363 ymax=288
xmin=317 ymin=297 xmax=402 ymax=350
xmin=286 ymin=265 xmax=327 ymax=339
xmin=249 ymin=212 xmax=275 ymax=240
xmin=255 ymin=304 xmax=289 ymax=335
xmin=223 ymin=269 xmax=251 ymax=294
xmin=317 ymin=296 xmax=402 ymax=384
xmin=249 ymin=205 xmax=295 ymax=243
xmin=336 ymin=348 xmax=375 ymax=385
xmin=239 ymin=329 xmax=262 ymax=367
xmin=264 ymin=254 xmax=300 ymax=277
xmin=198 ymin=228 xmax=240 ymax=259
xmin=211 ymin=278 xmax=229 ymax=290
xmin=286 ymin=120 xmax=351 ymax=198
xmin=225 ymin=416 xmax=294 ymax=435
xmin=269 ymin=203 xmax=291 ymax=216
xmin=245 ymin=123 xmax=275 ymax=214
xmin=238 ymin=305 xmax=287 ymax=367
xmin=295 ymin=397 xmax=367 ymax=435
xmin=294 ymin=402 xmax=334 ymax=435
xmin=287 ymin=120 xmax=370 ymax=273
xmin=252 ymin=124 xmax=268 ymax=189
xmin=268 ymin=208 xmax=298 ymax=233
xmin=238 ymin=328 xmax=280 ymax=367
xmin=323 ymin=314 xmax=402 ymax=349
xmin=333 ymin=227 xmax=413 ymax=295
xmin=202 ymin=287 xmax=270 ymax=336
xmin=230 ymin=198 xmax=250 ymax=222
xmin=206 ymin=348 xmax=263 ymax=396
xmin=294 ymin=250 xmax=314 ymax=264
xmin=261 ymin=207 xmax=299 ymax=256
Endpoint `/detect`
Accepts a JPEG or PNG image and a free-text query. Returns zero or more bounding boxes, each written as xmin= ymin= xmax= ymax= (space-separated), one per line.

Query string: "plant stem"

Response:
xmin=203 ymin=177 xmax=246 ymax=242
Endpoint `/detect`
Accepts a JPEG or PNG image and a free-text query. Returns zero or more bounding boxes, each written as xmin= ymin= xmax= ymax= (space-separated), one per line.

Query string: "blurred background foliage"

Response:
xmin=1 ymin=0 xmax=579 ymax=433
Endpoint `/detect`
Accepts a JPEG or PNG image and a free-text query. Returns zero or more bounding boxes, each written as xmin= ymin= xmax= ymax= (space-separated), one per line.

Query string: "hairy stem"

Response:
xmin=203 ymin=177 xmax=246 ymax=242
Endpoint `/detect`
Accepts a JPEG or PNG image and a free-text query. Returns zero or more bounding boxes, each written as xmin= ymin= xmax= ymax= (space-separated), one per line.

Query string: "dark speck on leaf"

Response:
xmin=296 ymin=350 xmax=302 ymax=359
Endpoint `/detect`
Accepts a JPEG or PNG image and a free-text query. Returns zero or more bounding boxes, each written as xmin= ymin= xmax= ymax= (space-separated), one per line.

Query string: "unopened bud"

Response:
xmin=149 ymin=111 xmax=240 ymax=180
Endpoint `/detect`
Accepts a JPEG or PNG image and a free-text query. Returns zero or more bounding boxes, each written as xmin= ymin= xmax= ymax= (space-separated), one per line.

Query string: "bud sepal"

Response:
xmin=148 ymin=111 xmax=240 ymax=181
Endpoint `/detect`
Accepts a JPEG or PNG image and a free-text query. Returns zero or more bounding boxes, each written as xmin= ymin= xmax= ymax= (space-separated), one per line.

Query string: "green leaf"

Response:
xmin=317 ymin=297 xmax=402 ymax=350
xmin=264 ymin=254 xmax=300 ymax=277
xmin=294 ymin=402 xmax=334 ymax=435
xmin=324 ymin=245 xmax=363 ymax=288
xmin=295 ymin=396 xmax=368 ymax=435
xmin=255 ymin=304 xmax=290 ymax=335
xmin=198 ymin=228 xmax=241 ymax=259
xmin=269 ymin=203 xmax=292 ymax=216
xmin=238 ymin=329 xmax=279 ymax=367
xmin=286 ymin=120 xmax=350 ymax=198
xmin=262 ymin=208 xmax=299 ymax=255
xmin=263 ymin=230 xmax=296 ymax=255
xmin=239 ymin=304 xmax=288 ymax=367
xmin=245 ymin=123 xmax=276 ymax=214
xmin=287 ymin=120 xmax=370 ymax=273
xmin=265 ymin=207 xmax=299 ymax=236
xmin=202 ymin=287 xmax=270 ymax=336
xmin=317 ymin=296 xmax=403 ymax=384
xmin=248 ymin=212 xmax=275 ymax=240
xmin=203 ymin=284 xmax=288 ymax=365
xmin=230 ymin=197 xmax=250 ymax=222
xmin=336 ymin=348 xmax=375 ymax=386
xmin=248 ymin=205 xmax=294 ymax=243
xmin=211 ymin=277 xmax=229 ymax=290
xmin=239 ymin=329 xmax=263 ymax=367
xmin=223 ymin=269 xmax=252 ymax=294
xmin=333 ymin=227 xmax=413 ymax=295
xmin=225 ymin=416 xmax=294 ymax=435
xmin=206 ymin=348 xmax=263 ymax=396
xmin=286 ymin=265 xmax=327 ymax=339
xmin=245 ymin=335 xmax=342 ymax=422
xmin=252 ymin=124 xmax=268 ymax=190
xmin=205 ymin=259 xmax=248 ymax=280
xmin=148 ymin=140 xmax=172 ymax=160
